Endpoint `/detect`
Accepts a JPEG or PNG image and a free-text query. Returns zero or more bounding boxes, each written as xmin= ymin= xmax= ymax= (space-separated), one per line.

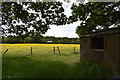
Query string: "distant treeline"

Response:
xmin=1 ymin=36 xmax=80 ymax=44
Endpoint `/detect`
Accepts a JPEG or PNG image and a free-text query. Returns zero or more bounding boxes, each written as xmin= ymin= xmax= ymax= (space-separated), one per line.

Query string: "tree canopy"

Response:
xmin=1 ymin=2 xmax=67 ymax=38
xmin=2 ymin=1 xmax=120 ymax=38
xmin=69 ymin=2 xmax=120 ymax=35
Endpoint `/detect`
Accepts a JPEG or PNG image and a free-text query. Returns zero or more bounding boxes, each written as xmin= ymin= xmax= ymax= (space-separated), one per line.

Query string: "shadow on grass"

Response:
xmin=2 ymin=55 xmax=112 ymax=79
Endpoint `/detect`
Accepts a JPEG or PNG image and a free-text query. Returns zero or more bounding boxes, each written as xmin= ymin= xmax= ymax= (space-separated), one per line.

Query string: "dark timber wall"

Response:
xmin=80 ymin=28 xmax=120 ymax=73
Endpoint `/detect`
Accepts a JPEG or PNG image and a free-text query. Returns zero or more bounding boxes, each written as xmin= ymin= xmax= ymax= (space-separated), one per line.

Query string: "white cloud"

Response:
xmin=44 ymin=21 xmax=81 ymax=38
xmin=44 ymin=1 xmax=81 ymax=38
xmin=62 ymin=1 xmax=73 ymax=17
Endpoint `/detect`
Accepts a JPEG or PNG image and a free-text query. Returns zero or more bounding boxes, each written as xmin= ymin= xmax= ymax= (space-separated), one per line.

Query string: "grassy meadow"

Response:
xmin=1 ymin=44 xmax=111 ymax=79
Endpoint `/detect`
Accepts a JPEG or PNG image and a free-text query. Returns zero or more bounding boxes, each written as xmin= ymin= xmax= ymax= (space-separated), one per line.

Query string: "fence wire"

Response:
xmin=1 ymin=44 xmax=80 ymax=56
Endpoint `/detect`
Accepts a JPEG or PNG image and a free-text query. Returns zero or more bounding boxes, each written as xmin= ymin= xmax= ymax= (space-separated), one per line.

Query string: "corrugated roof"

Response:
xmin=80 ymin=27 xmax=120 ymax=37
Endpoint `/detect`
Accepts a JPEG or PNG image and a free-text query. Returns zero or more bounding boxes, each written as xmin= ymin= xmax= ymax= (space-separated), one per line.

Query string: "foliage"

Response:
xmin=69 ymin=2 xmax=120 ymax=35
xmin=24 ymin=37 xmax=33 ymax=43
xmin=43 ymin=36 xmax=79 ymax=44
xmin=2 ymin=36 xmax=79 ymax=44
xmin=2 ymin=36 xmax=23 ymax=43
xmin=1 ymin=2 xmax=67 ymax=38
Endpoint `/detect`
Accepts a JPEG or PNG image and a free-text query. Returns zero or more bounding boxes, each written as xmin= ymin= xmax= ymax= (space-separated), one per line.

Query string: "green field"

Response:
xmin=1 ymin=44 xmax=111 ymax=78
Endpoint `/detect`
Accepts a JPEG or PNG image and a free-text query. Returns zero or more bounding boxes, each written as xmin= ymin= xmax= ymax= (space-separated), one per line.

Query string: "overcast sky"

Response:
xmin=44 ymin=1 xmax=81 ymax=38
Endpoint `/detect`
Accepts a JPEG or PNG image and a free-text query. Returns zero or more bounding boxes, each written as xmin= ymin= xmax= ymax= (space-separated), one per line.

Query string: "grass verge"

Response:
xmin=2 ymin=54 xmax=112 ymax=79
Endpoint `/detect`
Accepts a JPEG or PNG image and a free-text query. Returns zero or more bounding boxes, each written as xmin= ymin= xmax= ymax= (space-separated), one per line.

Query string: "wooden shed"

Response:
xmin=80 ymin=28 xmax=120 ymax=73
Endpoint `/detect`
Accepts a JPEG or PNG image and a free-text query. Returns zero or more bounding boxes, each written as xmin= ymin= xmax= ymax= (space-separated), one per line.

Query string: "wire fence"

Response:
xmin=2 ymin=44 xmax=80 ymax=56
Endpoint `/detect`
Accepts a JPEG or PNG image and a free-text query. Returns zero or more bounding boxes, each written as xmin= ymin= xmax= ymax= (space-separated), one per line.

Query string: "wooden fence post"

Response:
xmin=57 ymin=46 xmax=61 ymax=54
xmin=31 ymin=47 xmax=32 ymax=55
xmin=74 ymin=47 xmax=76 ymax=53
xmin=3 ymin=49 xmax=8 ymax=54
xmin=53 ymin=47 xmax=55 ymax=54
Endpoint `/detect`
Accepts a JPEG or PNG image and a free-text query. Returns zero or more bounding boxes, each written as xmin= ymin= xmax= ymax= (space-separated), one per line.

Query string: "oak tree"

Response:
xmin=1 ymin=2 xmax=67 ymax=40
xmin=69 ymin=2 xmax=120 ymax=35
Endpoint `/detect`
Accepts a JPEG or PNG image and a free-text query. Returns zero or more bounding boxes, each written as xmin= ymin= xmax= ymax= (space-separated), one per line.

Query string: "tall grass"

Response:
xmin=2 ymin=54 xmax=111 ymax=79
xmin=1 ymin=44 xmax=112 ymax=79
